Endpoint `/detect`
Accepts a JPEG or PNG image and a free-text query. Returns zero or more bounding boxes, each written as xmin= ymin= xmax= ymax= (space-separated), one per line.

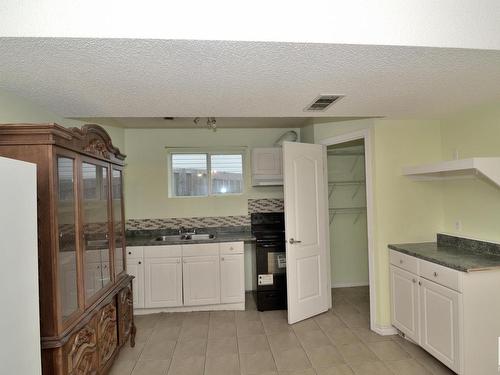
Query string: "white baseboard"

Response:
xmin=134 ymin=302 xmax=245 ymax=315
xmin=332 ymin=281 xmax=369 ymax=288
xmin=371 ymin=324 xmax=398 ymax=336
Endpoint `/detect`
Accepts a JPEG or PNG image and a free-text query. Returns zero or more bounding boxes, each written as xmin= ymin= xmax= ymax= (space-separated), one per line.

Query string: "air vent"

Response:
xmin=304 ymin=95 xmax=344 ymax=112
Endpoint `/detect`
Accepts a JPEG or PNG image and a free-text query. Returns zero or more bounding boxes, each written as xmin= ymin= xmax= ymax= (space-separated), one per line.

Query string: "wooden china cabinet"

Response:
xmin=0 ymin=123 xmax=135 ymax=375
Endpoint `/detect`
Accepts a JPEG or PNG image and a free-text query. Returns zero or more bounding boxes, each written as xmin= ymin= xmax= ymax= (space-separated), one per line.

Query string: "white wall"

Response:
xmin=2 ymin=1 xmax=500 ymax=50
xmin=0 ymin=157 xmax=40 ymax=375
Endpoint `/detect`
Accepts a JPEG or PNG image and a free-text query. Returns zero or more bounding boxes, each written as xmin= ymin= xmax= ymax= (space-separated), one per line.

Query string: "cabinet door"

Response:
xmin=118 ymin=284 xmax=134 ymax=346
xmin=420 ymin=278 xmax=462 ymax=373
xmin=97 ymin=302 xmax=118 ymax=368
xmin=390 ymin=265 xmax=420 ymax=343
xmin=220 ymin=254 xmax=244 ymax=304
xmin=144 ymin=257 xmax=183 ymax=308
xmin=126 ymin=260 xmax=144 ymax=308
xmin=183 ymin=255 xmax=221 ymax=306
xmin=252 ymin=148 xmax=282 ymax=175
xmin=64 ymin=319 xmax=98 ymax=375
xmin=55 ymin=155 xmax=80 ymax=322
xmin=111 ymin=168 xmax=126 ymax=278
xmin=81 ymin=160 xmax=112 ymax=303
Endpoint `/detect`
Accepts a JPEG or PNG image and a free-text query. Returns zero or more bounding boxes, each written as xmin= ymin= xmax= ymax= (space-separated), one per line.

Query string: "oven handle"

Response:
xmin=257 ymin=243 xmax=285 ymax=248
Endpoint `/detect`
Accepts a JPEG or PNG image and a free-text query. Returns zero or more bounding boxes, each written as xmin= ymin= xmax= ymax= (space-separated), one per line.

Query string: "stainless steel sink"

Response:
xmin=154 ymin=235 xmax=184 ymax=242
xmin=154 ymin=233 xmax=216 ymax=242
xmin=186 ymin=234 xmax=216 ymax=240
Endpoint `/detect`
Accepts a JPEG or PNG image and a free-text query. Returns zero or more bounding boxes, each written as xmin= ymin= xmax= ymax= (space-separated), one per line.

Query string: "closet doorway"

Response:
xmin=320 ymin=129 xmax=379 ymax=333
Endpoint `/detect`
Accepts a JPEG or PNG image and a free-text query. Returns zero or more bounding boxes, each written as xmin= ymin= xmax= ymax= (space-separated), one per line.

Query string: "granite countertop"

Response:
xmin=389 ymin=234 xmax=500 ymax=272
xmin=125 ymin=228 xmax=255 ymax=247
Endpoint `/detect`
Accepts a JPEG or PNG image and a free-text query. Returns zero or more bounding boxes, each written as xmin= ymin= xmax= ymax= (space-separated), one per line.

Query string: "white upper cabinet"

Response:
xmin=251 ymin=147 xmax=283 ymax=186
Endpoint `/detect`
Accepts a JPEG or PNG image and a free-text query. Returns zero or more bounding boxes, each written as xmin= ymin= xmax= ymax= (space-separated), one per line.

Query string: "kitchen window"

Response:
xmin=169 ymin=152 xmax=244 ymax=197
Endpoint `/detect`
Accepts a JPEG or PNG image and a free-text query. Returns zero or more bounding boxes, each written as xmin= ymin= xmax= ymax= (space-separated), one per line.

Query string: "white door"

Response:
xmin=144 ymin=257 xmax=183 ymax=308
xmin=420 ymin=278 xmax=462 ymax=374
xmin=283 ymin=142 xmax=330 ymax=324
xmin=126 ymin=259 xmax=145 ymax=308
xmin=183 ymin=255 xmax=221 ymax=306
xmin=390 ymin=265 xmax=419 ymax=342
xmin=220 ymin=254 xmax=245 ymax=304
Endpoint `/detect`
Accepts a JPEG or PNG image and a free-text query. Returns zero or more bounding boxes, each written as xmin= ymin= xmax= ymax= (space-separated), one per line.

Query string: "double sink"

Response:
xmin=154 ymin=233 xmax=217 ymax=242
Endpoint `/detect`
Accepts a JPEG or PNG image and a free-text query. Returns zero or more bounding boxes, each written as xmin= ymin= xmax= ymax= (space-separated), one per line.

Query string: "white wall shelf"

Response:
xmin=403 ymin=157 xmax=500 ymax=187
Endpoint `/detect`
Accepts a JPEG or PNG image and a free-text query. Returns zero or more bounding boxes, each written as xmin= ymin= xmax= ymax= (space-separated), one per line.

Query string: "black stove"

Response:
xmin=251 ymin=212 xmax=287 ymax=311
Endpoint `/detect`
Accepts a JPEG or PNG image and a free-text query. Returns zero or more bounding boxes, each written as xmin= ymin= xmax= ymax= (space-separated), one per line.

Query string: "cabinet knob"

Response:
xmin=412 ymin=278 xmax=416 ymax=283
xmin=433 ymin=272 xmax=438 ymax=277
xmin=399 ymin=259 xmax=403 ymax=264
xmin=128 ymin=251 xmax=132 ymax=255
xmin=230 ymin=247 xmax=234 ymax=250
xmin=138 ymin=261 xmax=142 ymax=265
xmin=221 ymin=257 xmax=225 ymax=261
xmin=418 ymin=281 xmax=422 ymax=286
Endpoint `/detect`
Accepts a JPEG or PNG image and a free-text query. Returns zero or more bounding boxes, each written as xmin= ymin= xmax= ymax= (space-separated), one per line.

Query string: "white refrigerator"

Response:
xmin=0 ymin=156 xmax=41 ymax=374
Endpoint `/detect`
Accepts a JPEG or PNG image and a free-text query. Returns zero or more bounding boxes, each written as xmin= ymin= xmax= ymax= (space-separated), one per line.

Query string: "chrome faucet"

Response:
xmin=178 ymin=226 xmax=197 ymax=235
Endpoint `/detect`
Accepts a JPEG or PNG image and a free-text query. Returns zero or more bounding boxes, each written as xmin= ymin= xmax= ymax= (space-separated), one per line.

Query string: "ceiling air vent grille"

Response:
xmin=304 ymin=95 xmax=344 ymax=112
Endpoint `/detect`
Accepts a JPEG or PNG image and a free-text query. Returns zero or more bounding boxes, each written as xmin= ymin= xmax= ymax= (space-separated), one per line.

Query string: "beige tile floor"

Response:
xmin=110 ymin=287 xmax=456 ymax=375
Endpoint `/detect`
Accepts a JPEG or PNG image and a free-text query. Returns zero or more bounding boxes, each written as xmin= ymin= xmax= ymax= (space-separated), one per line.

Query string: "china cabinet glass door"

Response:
xmin=56 ymin=156 xmax=79 ymax=321
xmin=81 ymin=161 xmax=112 ymax=301
xmin=112 ymin=168 xmax=125 ymax=277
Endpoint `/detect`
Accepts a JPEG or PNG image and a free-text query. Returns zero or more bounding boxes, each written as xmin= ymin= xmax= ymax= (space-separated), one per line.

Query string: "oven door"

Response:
xmin=256 ymin=242 xmax=286 ymax=291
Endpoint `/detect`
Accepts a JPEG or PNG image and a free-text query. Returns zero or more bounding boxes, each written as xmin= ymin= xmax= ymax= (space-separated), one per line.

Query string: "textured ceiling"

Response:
xmin=74 ymin=117 xmax=370 ymax=129
xmin=1 ymin=38 xmax=500 ymax=119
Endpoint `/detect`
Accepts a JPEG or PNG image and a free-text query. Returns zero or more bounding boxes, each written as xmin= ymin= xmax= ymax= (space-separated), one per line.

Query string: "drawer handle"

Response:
xmin=433 ymin=272 xmax=438 ymax=277
xmin=418 ymin=281 xmax=422 ymax=286
xmin=399 ymin=259 xmax=403 ymax=264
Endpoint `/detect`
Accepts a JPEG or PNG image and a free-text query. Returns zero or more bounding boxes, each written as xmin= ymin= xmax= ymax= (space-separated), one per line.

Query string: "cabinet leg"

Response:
xmin=130 ymin=322 xmax=137 ymax=348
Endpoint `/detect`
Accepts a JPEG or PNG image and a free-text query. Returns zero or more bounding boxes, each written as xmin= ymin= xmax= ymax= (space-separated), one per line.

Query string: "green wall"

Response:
xmin=123 ymin=127 xmax=298 ymax=219
xmin=0 ymin=89 xmax=125 ymax=151
xmin=440 ymin=104 xmax=500 ymax=242
xmin=314 ymin=118 xmax=444 ymax=329
xmin=327 ymin=144 xmax=368 ymax=287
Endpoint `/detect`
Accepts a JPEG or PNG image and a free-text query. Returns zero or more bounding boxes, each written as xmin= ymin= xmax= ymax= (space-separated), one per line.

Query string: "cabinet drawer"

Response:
xmin=389 ymin=250 xmax=418 ymax=274
xmin=419 ymin=259 xmax=462 ymax=292
xmin=220 ymin=241 xmax=244 ymax=255
xmin=144 ymin=245 xmax=182 ymax=258
xmin=126 ymin=246 xmax=143 ymax=259
xmin=182 ymin=243 xmax=219 ymax=257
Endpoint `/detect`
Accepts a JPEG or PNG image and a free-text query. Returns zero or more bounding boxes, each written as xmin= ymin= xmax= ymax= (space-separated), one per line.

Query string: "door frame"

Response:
xmin=319 ymin=128 xmax=382 ymax=334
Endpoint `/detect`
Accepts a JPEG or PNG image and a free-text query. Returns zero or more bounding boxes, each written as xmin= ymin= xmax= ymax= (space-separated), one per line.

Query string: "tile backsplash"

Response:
xmin=125 ymin=198 xmax=284 ymax=230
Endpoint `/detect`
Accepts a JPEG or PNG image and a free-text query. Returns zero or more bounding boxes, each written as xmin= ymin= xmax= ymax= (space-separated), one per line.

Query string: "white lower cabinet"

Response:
xmin=127 ymin=241 xmax=245 ymax=310
xmin=183 ymin=255 xmax=221 ymax=306
xmin=390 ymin=265 xmax=419 ymax=343
xmin=388 ymin=249 xmax=500 ymax=375
xmin=126 ymin=259 xmax=144 ymax=308
xmin=419 ymin=277 xmax=461 ymax=372
xmin=145 ymin=257 xmax=183 ymax=308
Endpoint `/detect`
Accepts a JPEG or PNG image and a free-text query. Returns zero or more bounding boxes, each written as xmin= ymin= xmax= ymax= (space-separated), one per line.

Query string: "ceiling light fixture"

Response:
xmin=194 ymin=117 xmax=217 ymax=131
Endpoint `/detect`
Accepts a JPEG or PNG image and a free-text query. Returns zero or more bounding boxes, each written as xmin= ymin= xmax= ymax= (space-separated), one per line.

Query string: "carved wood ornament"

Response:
xmin=68 ymin=326 xmax=98 ymax=375
xmin=97 ymin=304 xmax=118 ymax=366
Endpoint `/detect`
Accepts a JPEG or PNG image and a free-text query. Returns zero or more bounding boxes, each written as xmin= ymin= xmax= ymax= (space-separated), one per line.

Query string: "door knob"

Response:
xmin=289 ymin=238 xmax=302 ymax=244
